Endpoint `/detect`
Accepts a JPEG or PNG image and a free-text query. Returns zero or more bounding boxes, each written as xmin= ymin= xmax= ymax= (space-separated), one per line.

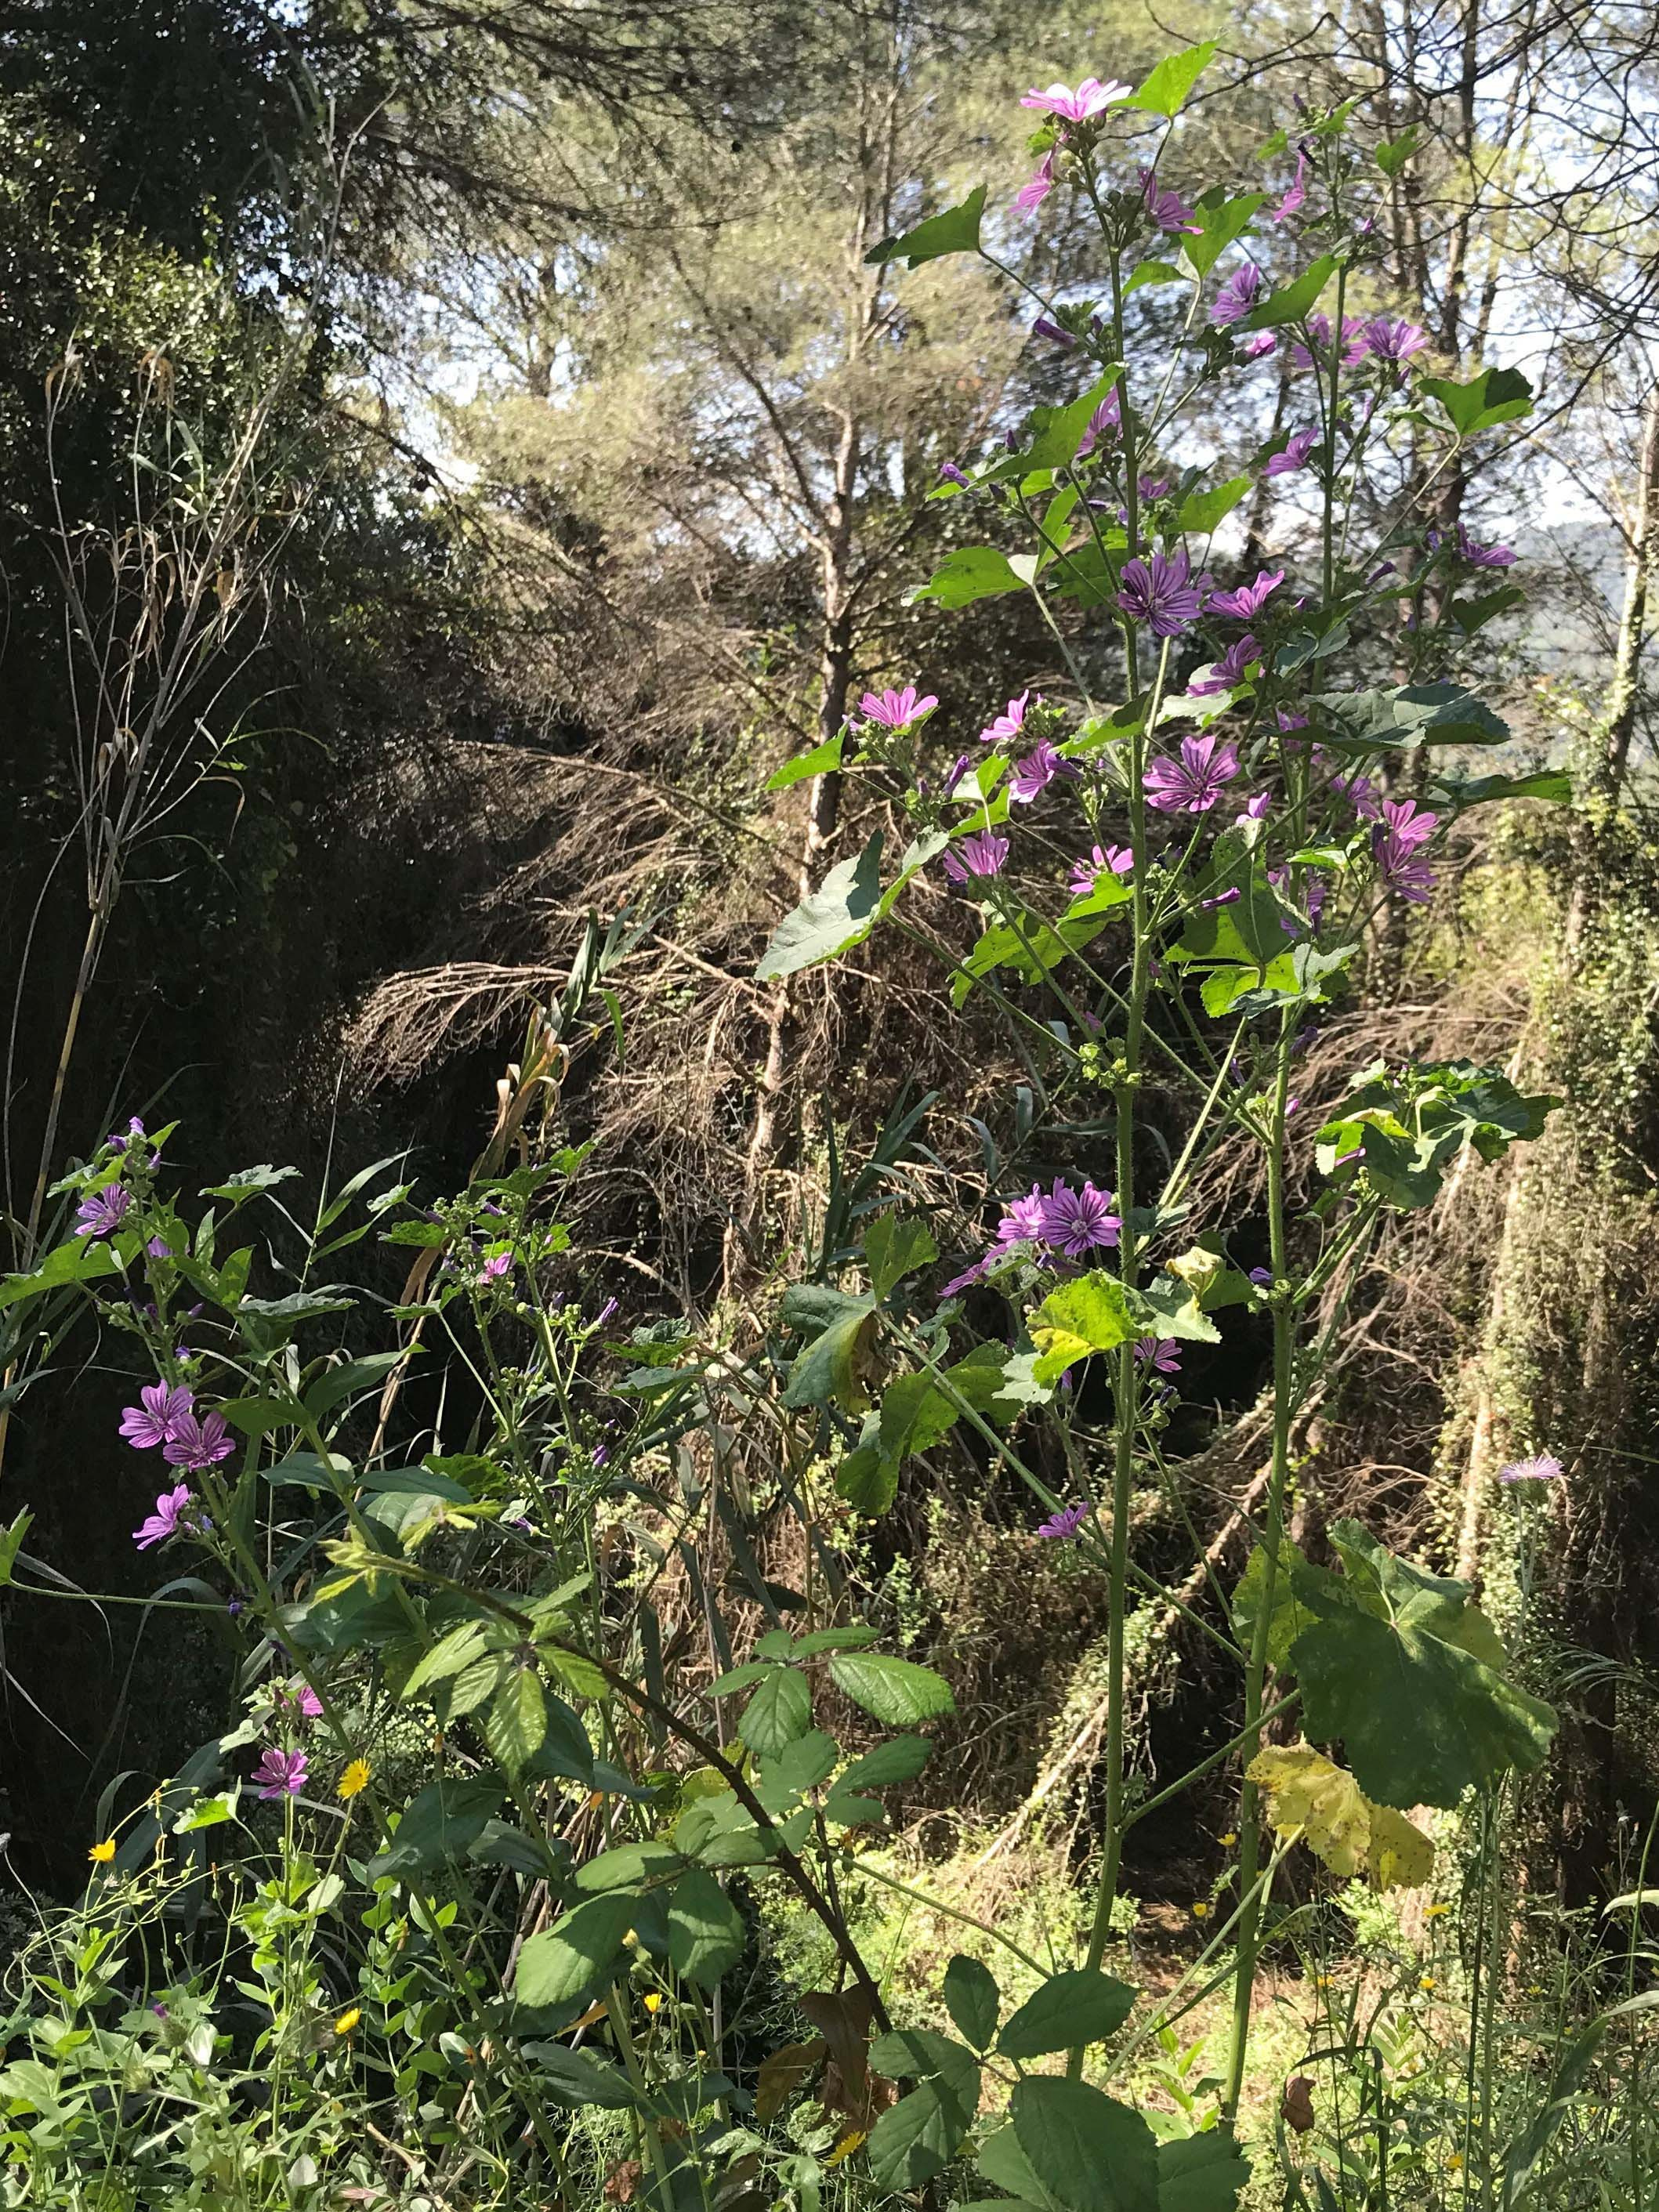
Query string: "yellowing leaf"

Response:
xmin=1247 ymin=1744 xmax=1432 ymax=1891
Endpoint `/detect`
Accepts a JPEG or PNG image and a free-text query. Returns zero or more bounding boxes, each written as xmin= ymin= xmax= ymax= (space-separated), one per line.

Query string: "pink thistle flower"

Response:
xmin=134 ymin=1484 xmax=194 ymax=1551
xmin=980 ymin=689 xmax=1036 ymax=745
xmin=1069 ymin=844 xmax=1134 ymax=898
xmin=119 ymin=1381 xmax=195 ymax=1452
xmin=1498 ymin=1454 xmax=1564 ymax=1483
xmin=1208 ymin=567 xmax=1284 ymax=620
xmin=1036 ymin=1178 xmax=1121 ymax=1258
xmin=254 ymin=1747 xmax=309 ymax=1801
xmin=1020 ymin=78 xmax=1130 ymax=121
xmin=1145 ymin=733 xmax=1241 ymax=814
xmin=860 ymin=685 xmax=937 ymax=730
xmin=163 ymin=1409 xmax=235 ymax=1473
xmin=942 ymin=829 xmax=1009 ymax=883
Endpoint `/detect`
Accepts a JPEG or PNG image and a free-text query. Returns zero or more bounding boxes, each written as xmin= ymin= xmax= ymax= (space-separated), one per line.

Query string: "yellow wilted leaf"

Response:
xmin=1247 ymin=1743 xmax=1432 ymax=1892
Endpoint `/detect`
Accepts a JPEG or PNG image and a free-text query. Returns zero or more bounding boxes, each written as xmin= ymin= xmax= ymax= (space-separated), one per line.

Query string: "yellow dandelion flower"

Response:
xmin=1418 ymin=1976 xmax=1436 ymax=1993
xmin=643 ymin=1993 xmax=662 ymax=2015
xmin=824 ymin=2131 xmax=866 ymax=2169
xmin=89 ymin=1837 xmax=116 ymax=1864
xmin=1447 ymin=2152 xmax=1464 ymax=2171
xmin=1191 ymin=1901 xmax=1210 ymax=1919
xmin=1219 ymin=1832 xmax=1238 ymax=1848
xmin=337 ymin=1759 xmax=371 ymax=1801
xmin=334 ymin=2008 xmax=361 ymax=2036
xmin=1315 ymin=1975 xmax=1333 ymax=1990
xmin=1424 ymin=1902 xmax=1451 ymax=1918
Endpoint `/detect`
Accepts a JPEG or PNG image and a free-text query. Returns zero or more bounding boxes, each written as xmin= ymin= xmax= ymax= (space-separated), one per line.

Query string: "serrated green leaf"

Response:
xmin=998 ymin=1969 xmax=1136 ymax=2059
xmin=867 ymin=2033 xmax=981 ymax=2190
xmin=486 ymin=1669 xmax=548 ymax=1772
xmin=666 ymin=1866 xmax=746 ymax=1988
xmin=1125 ymin=42 xmax=1215 ymax=117
xmin=865 ymin=1212 xmax=939 ymax=1298
xmin=1012 ymin=2076 xmax=1160 ymax=2212
xmin=573 ymin=1840 xmax=684 ymax=1892
xmin=515 ymin=1892 xmax=639 ymax=2007
xmin=368 ymin=1776 xmax=505 ymax=1881
xmin=1232 ymin=1540 xmax=1317 ymax=1671
xmin=1029 ymin=1272 xmax=1139 ymax=1386
xmin=738 ymin=1666 xmax=812 ymax=1759
xmin=1183 ymin=192 xmax=1269 ymax=279
xmin=828 ymin=1651 xmax=954 ymax=1725
xmin=1375 ymin=125 xmax=1419 ymax=177
xmin=1158 ymin=2127 xmax=1251 ymax=2210
xmin=944 ymin=1953 xmax=1002 ymax=2050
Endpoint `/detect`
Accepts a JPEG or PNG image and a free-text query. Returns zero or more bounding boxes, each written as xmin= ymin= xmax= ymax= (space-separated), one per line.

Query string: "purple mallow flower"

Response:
xmin=1456 ymin=523 xmax=1516 ymax=569
xmin=1009 ymin=741 xmax=1081 ymax=802
xmin=1209 ymin=567 xmax=1284 ymax=620
xmin=1076 ymin=389 xmax=1120 ymax=457
xmin=1360 ymin=316 xmax=1429 ymax=366
xmin=1291 ymin=314 xmax=1365 ymax=371
xmin=980 ymin=690 xmax=1035 ymax=745
xmin=1070 ymin=844 xmax=1134 ymax=898
xmin=74 ymin=1186 xmax=131 ymax=1240
xmin=254 ymin=1747 xmax=309 ymax=1801
xmin=1020 ymin=78 xmax=1129 ymax=121
xmin=860 ymin=685 xmax=936 ymax=730
xmin=1330 ymin=766 xmax=1382 ymax=820
xmin=1139 ymin=168 xmax=1200 ymax=233
xmin=1145 ymin=733 xmax=1241 ymax=814
xmin=1190 ymin=633 xmax=1260 ymax=696
xmin=1135 ymin=1337 xmax=1182 ymax=1374
xmin=1032 ymin=314 xmax=1076 ymax=349
xmin=1374 ymin=828 xmax=1437 ymax=903
xmin=1115 ymin=546 xmax=1211 ymax=636
xmin=107 ymin=1117 xmax=147 ymax=1152
xmin=995 ymin=1184 xmax=1049 ymax=1248
xmin=480 ymin=1252 xmax=513 ymax=1283
xmin=134 ymin=1484 xmax=194 ymax=1551
xmin=1235 ymin=792 xmax=1272 ymax=827
xmin=1266 ymin=429 xmax=1320 ymax=478
xmin=1036 ymin=1501 xmax=1091 ymax=1540
xmin=1241 ymin=332 xmax=1277 ymax=360
xmin=943 ymin=829 xmax=1010 ymax=884
xmin=1210 ymin=263 xmax=1264 ymax=327
xmin=1498 ymin=1454 xmax=1564 ymax=1483
xmin=1038 ymin=1178 xmax=1121 ymax=1258
xmin=937 ymin=459 xmax=969 ymax=489
xmin=1249 ymin=1267 xmax=1274 ymax=1287
xmin=163 ymin=1409 xmax=235 ymax=1473
xmin=1378 ymin=798 xmax=1439 ymax=849
xmin=1016 ymin=151 xmax=1056 ymax=214
xmin=1272 ymin=148 xmax=1309 ymax=225
xmin=119 ymin=1381 xmax=195 ymax=1452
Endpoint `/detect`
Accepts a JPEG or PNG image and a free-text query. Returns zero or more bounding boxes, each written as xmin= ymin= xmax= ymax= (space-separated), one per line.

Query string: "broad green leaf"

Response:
xmin=1125 ymin=259 xmax=1185 ymax=296
xmin=868 ymin=2031 xmax=980 ymax=2189
xmin=1137 ymin=1280 xmax=1221 ymax=1344
xmin=368 ymin=1776 xmax=505 ymax=1880
xmin=1183 ymin=191 xmax=1269 ymax=279
xmin=756 ymin=830 xmax=885 ymax=981
xmin=738 ymin=1666 xmax=813 ymax=1759
xmin=831 ymin=1733 xmax=933 ymax=1792
xmin=865 ymin=1212 xmax=939 ymax=1298
xmin=1433 ymin=768 xmax=1570 ymax=808
xmin=486 ymin=1669 xmax=549 ymax=1773
xmin=666 ymin=1867 xmax=746 ymax=1987
xmin=835 ymin=1438 xmax=896 ymax=1515
xmin=200 ymin=1164 xmax=301 ymax=1200
xmin=0 ymin=1237 xmax=124 ymax=1310
xmin=1419 ymin=365 xmax=1534 ymax=436
xmin=951 ymin=911 xmax=1114 ymax=1005
xmin=1175 ymin=475 xmax=1252 ymax=535
xmin=755 ymin=1729 xmax=839 ymax=1812
xmin=828 ymin=1650 xmax=954 ymax=1725
xmin=1375 ymin=125 xmax=1419 ymax=176
xmin=515 ymin=1892 xmax=638 ymax=2007
xmin=980 ymin=2123 xmax=1062 ymax=2207
xmin=911 ymin=546 xmax=1027 ymax=609
xmin=1309 ymin=681 xmax=1509 ymax=751
xmin=781 ymin=1287 xmax=878 ymax=1413
xmin=1125 ymin=42 xmax=1215 ymax=116
xmin=1240 ymin=254 xmax=1338 ymax=331
xmin=1157 ymin=2129 xmax=1251 ymax=2211
xmin=1288 ymin=1520 xmax=1557 ymax=1807
xmin=789 ymin=1624 xmax=882 ymax=1656
xmin=172 ymin=1789 xmax=241 ymax=1834
xmin=944 ymin=1953 xmax=1002 ymax=2050
xmin=1448 ymin=585 xmax=1526 ymax=635
xmin=521 ymin=2042 xmax=636 ymax=2109
xmin=1012 ymin=2076 xmax=1160 ymax=2212
xmin=1029 ymin=1272 xmax=1139 ymax=1385
xmin=998 ymin=1969 xmax=1136 ymax=2058
xmin=1247 ymin=1743 xmax=1433 ymax=1888
xmin=768 ymin=733 xmax=846 ymax=791
xmin=867 ymin=185 xmax=987 ymax=268
xmin=303 ymin=1350 xmax=411 ymax=1421
xmin=1232 ymin=1540 xmax=1317 ymax=1671
xmin=573 ymin=1840 xmax=684 ymax=1892
xmin=986 ymin=369 xmax=1124 ymax=484
xmin=878 ymin=1370 xmax=958 ymax=1462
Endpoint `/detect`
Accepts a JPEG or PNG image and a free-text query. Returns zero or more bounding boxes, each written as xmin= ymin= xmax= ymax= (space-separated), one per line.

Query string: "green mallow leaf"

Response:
xmin=368 ymin=1776 xmax=505 ymax=1881
xmin=1432 ymin=767 xmax=1570 ymax=808
xmin=1126 ymin=42 xmax=1216 ymax=116
xmin=1232 ymin=1539 xmax=1319 ymax=1671
xmin=1012 ymin=2076 xmax=1161 ymax=2212
xmin=1286 ymin=1519 xmax=1557 ymax=1808
xmin=984 ymin=369 xmax=1125 ymax=485
xmin=1240 ymin=254 xmax=1338 ymax=331
xmin=835 ymin=1435 xmax=897 ymax=1515
xmin=515 ymin=1892 xmax=639 ymax=2007
xmin=951 ymin=911 xmax=1116 ymax=1005
xmin=867 ymin=184 xmax=987 ymax=268
xmin=997 ymin=1968 xmax=1137 ymax=2058
xmin=1449 ymin=584 xmax=1526 ymax=635
xmin=828 ymin=1650 xmax=954 ymax=1725
xmin=1309 ymin=681 xmax=1509 ymax=750
xmin=768 ymin=733 xmax=846 ymax=791
xmin=1175 ymin=475 xmax=1252 ymax=535
xmin=1314 ymin=1059 xmax=1556 ymax=1208
xmin=780 ymin=1284 xmax=879 ymax=1411
xmin=756 ymin=829 xmax=886 ymax=979
xmin=879 ymin=1370 xmax=960 ymax=1462
xmin=1157 ymin=2127 xmax=1251 ymax=2210
xmin=943 ymin=1953 xmax=1002 ymax=2051
xmin=1183 ymin=189 xmax=1270 ymax=279
xmin=737 ymin=1665 xmax=813 ymax=1759
xmin=1375 ymin=125 xmax=1420 ymax=176
xmin=1029 ymin=1272 xmax=1139 ymax=1385
xmin=1124 ymin=258 xmax=1186 ymax=296
xmin=666 ymin=1867 xmax=746 ymax=1988
xmin=1420 ymin=364 xmax=1534 ymax=436
xmin=865 ymin=1212 xmax=939 ymax=1298
xmin=911 ymin=545 xmax=1029 ymax=608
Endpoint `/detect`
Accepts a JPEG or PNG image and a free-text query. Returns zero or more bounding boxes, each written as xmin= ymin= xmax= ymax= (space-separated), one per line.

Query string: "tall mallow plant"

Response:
xmin=758 ymin=45 xmax=1561 ymax=2189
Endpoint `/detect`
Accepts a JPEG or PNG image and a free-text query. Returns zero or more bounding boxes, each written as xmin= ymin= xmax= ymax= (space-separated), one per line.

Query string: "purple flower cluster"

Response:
xmin=940 ymin=1177 xmax=1121 ymax=1299
xmin=1210 ymin=263 xmax=1264 ymax=327
xmin=119 ymin=1382 xmax=234 ymax=1475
